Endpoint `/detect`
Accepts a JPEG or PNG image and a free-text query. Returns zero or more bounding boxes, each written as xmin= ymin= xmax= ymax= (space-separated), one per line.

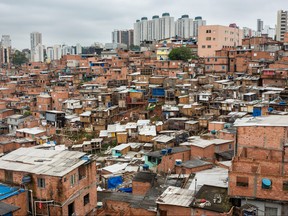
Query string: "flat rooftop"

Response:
xmin=234 ymin=115 xmax=288 ymax=127
xmin=0 ymin=147 xmax=87 ymax=177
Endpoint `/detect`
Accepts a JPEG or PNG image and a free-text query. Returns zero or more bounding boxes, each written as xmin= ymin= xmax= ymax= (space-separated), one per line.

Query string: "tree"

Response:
xmin=12 ymin=50 xmax=28 ymax=66
xmin=168 ymin=47 xmax=193 ymax=62
xmin=130 ymin=45 xmax=140 ymax=51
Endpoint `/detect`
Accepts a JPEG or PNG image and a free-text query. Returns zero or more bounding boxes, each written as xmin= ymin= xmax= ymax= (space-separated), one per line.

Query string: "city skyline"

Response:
xmin=0 ymin=0 xmax=285 ymax=49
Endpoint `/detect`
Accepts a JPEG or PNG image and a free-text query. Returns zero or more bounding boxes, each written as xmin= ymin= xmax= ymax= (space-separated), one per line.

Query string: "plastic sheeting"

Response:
xmin=107 ymin=176 xmax=123 ymax=189
xmin=118 ymin=187 xmax=132 ymax=193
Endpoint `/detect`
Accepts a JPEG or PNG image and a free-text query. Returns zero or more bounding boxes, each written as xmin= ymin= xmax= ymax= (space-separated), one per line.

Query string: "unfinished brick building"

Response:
xmin=229 ymin=115 xmax=288 ymax=215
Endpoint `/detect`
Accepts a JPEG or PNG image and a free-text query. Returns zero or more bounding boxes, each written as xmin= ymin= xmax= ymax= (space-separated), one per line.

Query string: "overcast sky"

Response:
xmin=0 ymin=0 xmax=285 ymax=49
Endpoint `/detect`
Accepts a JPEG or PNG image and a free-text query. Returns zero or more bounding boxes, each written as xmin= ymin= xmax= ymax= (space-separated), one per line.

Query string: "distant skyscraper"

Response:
xmin=0 ymin=35 xmax=12 ymax=65
xmin=276 ymin=10 xmax=288 ymax=41
xmin=148 ymin=15 xmax=160 ymax=41
xmin=133 ymin=13 xmax=175 ymax=46
xmin=30 ymin=32 xmax=43 ymax=62
xmin=159 ymin=13 xmax=175 ymax=40
xmin=193 ymin=16 xmax=206 ymax=38
xmin=262 ymin=25 xmax=276 ymax=38
xmin=175 ymin=15 xmax=194 ymax=39
xmin=112 ymin=29 xmax=134 ymax=48
xmin=257 ymin=19 xmax=264 ymax=32
xmin=1 ymin=35 xmax=11 ymax=48
xmin=76 ymin=43 xmax=82 ymax=54
xmin=133 ymin=20 xmax=141 ymax=46
xmin=46 ymin=47 xmax=54 ymax=61
xmin=53 ymin=45 xmax=62 ymax=60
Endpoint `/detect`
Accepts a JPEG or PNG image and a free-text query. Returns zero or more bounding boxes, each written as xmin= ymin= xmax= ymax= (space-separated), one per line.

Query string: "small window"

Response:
xmin=84 ymin=194 xmax=90 ymax=206
xmin=283 ymin=181 xmax=288 ymax=191
xmin=207 ymin=45 xmax=211 ymax=48
xmin=70 ymin=174 xmax=76 ymax=186
xmin=202 ymin=45 xmax=206 ymax=48
xmin=5 ymin=170 xmax=13 ymax=183
xmin=37 ymin=178 xmax=46 ymax=188
xmin=236 ymin=176 xmax=248 ymax=187
xmin=79 ymin=165 xmax=86 ymax=180
xmin=206 ymin=37 xmax=211 ymax=41
xmin=229 ymin=144 xmax=232 ymax=150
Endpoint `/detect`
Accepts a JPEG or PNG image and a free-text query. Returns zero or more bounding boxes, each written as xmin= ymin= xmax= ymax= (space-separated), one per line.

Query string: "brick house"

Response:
xmin=145 ymin=146 xmax=190 ymax=173
xmin=229 ymin=115 xmax=288 ymax=215
xmin=0 ymin=147 xmax=97 ymax=216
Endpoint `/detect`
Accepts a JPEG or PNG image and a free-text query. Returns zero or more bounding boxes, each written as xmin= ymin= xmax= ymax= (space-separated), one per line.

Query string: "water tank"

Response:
xmin=195 ymin=16 xmax=202 ymax=20
xmin=268 ymin=107 xmax=273 ymax=112
xmin=152 ymin=15 xmax=159 ymax=19
xmin=22 ymin=175 xmax=32 ymax=184
xmin=162 ymin=12 xmax=170 ymax=17
xmin=167 ymin=148 xmax=172 ymax=154
xmin=161 ymin=149 xmax=167 ymax=155
xmin=175 ymin=159 xmax=182 ymax=165
xmin=141 ymin=17 xmax=148 ymax=21
xmin=262 ymin=178 xmax=271 ymax=189
xmin=211 ymin=130 xmax=217 ymax=135
xmin=181 ymin=15 xmax=189 ymax=19
xmin=143 ymin=164 xmax=149 ymax=171
xmin=81 ymin=155 xmax=90 ymax=161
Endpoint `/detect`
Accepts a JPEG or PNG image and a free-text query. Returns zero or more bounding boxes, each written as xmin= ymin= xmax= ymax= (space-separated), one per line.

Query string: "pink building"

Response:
xmin=198 ymin=25 xmax=243 ymax=57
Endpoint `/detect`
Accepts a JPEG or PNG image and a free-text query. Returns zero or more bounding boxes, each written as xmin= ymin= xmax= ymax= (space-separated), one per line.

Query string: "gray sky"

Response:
xmin=0 ymin=0 xmax=285 ymax=49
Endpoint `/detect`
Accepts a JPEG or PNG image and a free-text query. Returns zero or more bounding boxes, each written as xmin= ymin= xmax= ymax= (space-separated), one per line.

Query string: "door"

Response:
xmin=68 ymin=202 xmax=75 ymax=216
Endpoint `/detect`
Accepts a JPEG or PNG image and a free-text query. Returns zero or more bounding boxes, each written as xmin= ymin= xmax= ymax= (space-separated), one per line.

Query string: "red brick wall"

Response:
xmin=191 ymin=207 xmax=233 ymax=216
xmin=2 ymin=190 xmax=28 ymax=216
xmin=175 ymin=163 xmax=213 ymax=174
xmin=190 ymin=145 xmax=215 ymax=161
xmin=157 ymin=150 xmax=190 ymax=173
xmin=237 ymin=126 xmax=286 ymax=150
xmin=0 ymin=161 xmax=97 ymax=216
xmin=132 ymin=181 xmax=151 ymax=195
xmin=158 ymin=204 xmax=191 ymax=216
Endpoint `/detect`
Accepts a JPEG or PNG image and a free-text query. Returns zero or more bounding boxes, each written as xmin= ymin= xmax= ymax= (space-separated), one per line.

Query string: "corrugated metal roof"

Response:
xmin=156 ymin=186 xmax=194 ymax=207
xmin=0 ymin=148 xmax=87 ymax=177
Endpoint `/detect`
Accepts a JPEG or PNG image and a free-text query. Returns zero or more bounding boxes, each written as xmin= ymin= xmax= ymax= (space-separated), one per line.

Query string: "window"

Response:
xmin=70 ymin=174 xmax=76 ymax=186
xmin=79 ymin=165 xmax=86 ymax=180
xmin=229 ymin=144 xmax=232 ymax=150
xmin=206 ymin=30 xmax=211 ymax=33
xmin=236 ymin=176 xmax=248 ymax=187
xmin=206 ymin=37 xmax=211 ymax=41
xmin=5 ymin=170 xmax=13 ymax=183
xmin=202 ymin=45 xmax=206 ymax=48
xmin=206 ymin=66 xmax=210 ymax=70
xmin=207 ymin=58 xmax=210 ymax=62
xmin=265 ymin=207 xmax=277 ymax=216
xmin=83 ymin=194 xmax=90 ymax=206
xmin=207 ymin=45 xmax=211 ymax=48
xmin=222 ymin=66 xmax=226 ymax=70
xmin=37 ymin=178 xmax=46 ymax=188
xmin=283 ymin=181 xmax=288 ymax=191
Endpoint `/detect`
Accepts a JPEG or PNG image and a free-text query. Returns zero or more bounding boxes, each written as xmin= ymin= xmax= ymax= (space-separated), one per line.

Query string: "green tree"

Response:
xmin=130 ymin=45 xmax=140 ymax=51
xmin=168 ymin=47 xmax=193 ymax=62
xmin=12 ymin=50 xmax=28 ymax=66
